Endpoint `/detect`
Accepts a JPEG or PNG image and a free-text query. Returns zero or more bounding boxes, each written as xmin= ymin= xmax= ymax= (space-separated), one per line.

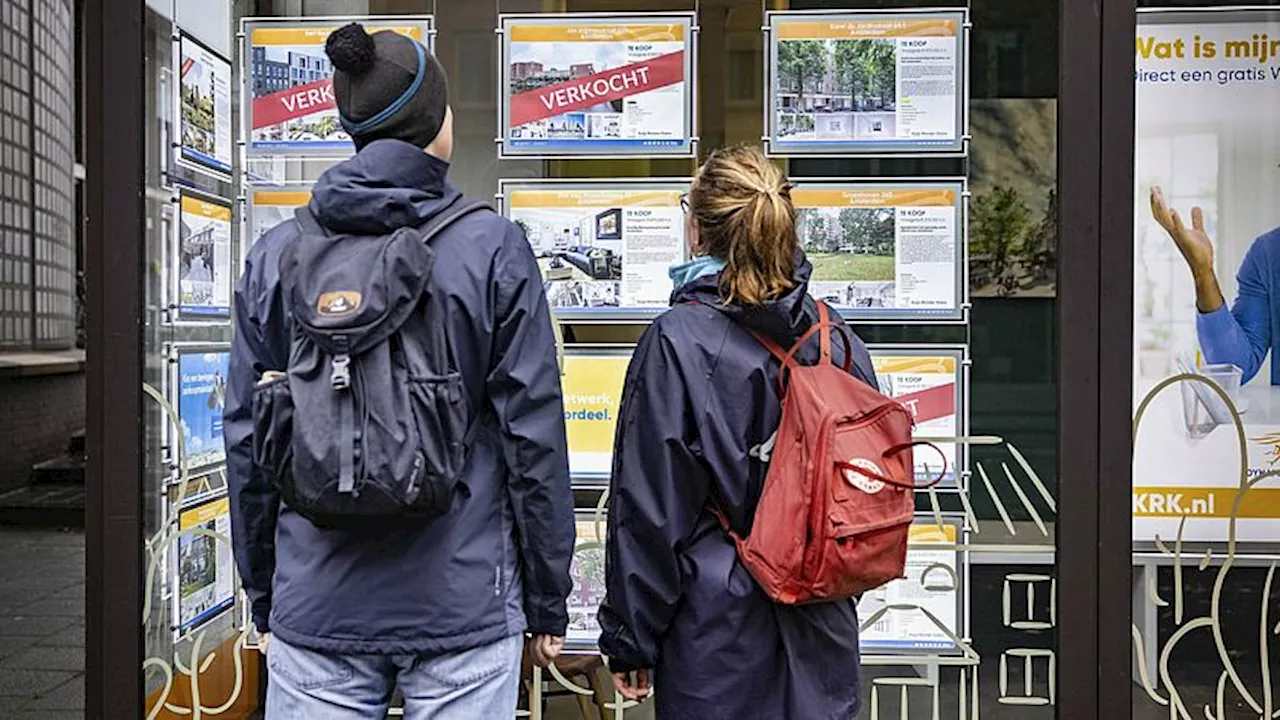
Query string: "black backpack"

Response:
xmin=252 ymin=197 xmax=490 ymax=527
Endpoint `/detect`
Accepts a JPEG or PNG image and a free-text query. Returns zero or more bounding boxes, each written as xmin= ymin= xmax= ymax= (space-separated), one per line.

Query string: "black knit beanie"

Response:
xmin=325 ymin=23 xmax=449 ymax=150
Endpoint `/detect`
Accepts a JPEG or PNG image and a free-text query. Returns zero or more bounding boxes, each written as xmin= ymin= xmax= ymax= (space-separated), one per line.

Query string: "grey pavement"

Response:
xmin=0 ymin=529 xmax=84 ymax=719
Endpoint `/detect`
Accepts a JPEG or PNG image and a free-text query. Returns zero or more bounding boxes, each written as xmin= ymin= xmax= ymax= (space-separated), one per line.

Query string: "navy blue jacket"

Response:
xmin=224 ymin=139 xmax=575 ymax=655
xmin=598 ymin=263 xmax=874 ymax=720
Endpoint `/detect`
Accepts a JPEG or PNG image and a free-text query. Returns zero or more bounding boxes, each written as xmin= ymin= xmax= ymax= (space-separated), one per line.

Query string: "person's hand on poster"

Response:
xmin=1150 ymin=186 xmax=1225 ymax=313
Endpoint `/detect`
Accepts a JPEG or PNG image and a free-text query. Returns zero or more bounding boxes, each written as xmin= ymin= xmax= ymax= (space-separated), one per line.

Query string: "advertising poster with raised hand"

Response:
xmin=500 ymin=14 xmax=695 ymax=156
xmin=175 ymin=348 xmax=230 ymax=473
xmin=502 ymin=181 xmax=687 ymax=316
xmin=792 ymin=180 xmax=965 ymax=320
xmin=175 ymin=190 xmax=233 ymax=319
xmin=869 ymin=348 xmax=963 ymax=486
xmin=178 ymin=33 xmax=233 ymax=175
xmin=173 ymin=495 xmax=235 ymax=634
xmin=242 ymin=18 xmax=432 ymax=154
xmin=768 ymin=10 xmax=967 ymax=155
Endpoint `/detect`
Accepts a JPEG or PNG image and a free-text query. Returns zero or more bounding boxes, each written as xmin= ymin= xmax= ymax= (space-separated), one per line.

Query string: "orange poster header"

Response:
xmin=253 ymin=191 xmax=312 ymax=207
xmin=510 ymin=24 xmax=685 ymax=43
xmin=792 ymin=187 xmax=956 ymax=209
xmin=909 ymin=523 xmax=957 ymax=544
xmin=777 ymin=18 xmax=957 ymax=40
xmin=252 ymin=25 xmax=425 ymax=47
xmin=181 ymin=195 xmax=231 ymax=223
xmin=873 ymin=355 xmax=958 ymax=375
xmin=180 ymin=497 xmax=230 ymax=530
xmin=509 ymin=189 xmax=682 ymax=208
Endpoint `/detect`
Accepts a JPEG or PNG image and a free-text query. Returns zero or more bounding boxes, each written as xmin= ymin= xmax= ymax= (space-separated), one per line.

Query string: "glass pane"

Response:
xmin=1132 ymin=5 xmax=1280 ymax=717
xmin=137 ymin=0 xmax=1064 ymax=717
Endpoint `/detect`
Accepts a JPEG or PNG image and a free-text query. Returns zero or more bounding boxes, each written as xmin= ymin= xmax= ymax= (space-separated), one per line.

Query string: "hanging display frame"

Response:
xmin=170 ymin=490 xmax=238 ymax=639
xmin=496 ymin=11 xmax=699 ymax=159
xmin=163 ymin=342 xmax=231 ymax=478
xmin=866 ymin=343 xmax=970 ymax=491
xmin=559 ymin=344 xmax=634 ymax=489
xmin=497 ymin=178 xmax=691 ymax=322
xmin=763 ymin=8 xmax=971 ymax=158
xmin=791 ymin=177 xmax=969 ymax=324
xmin=239 ymin=15 xmax=436 ymax=158
xmin=170 ymin=186 xmax=235 ymax=324
xmin=172 ymin=29 xmax=235 ymax=180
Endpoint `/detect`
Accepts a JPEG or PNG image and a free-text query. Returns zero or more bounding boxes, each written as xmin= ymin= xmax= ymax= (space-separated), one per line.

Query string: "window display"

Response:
xmin=500 ymin=180 xmax=688 ymax=318
xmin=498 ymin=13 xmax=696 ymax=157
xmin=173 ymin=494 xmax=236 ymax=635
xmin=174 ymin=189 xmax=233 ymax=320
xmin=792 ymin=179 xmax=966 ymax=321
xmin=246 ymin=186 xmax=312 ymax=250
xmin=171 ymin=345 xmax=230 ymax=474
xmin=857 ymin=519 xmax=964 ymax=653
xmin=177 ymin=32 xmax=233 ymax=176
xmin=241 ymin=17 xmax=433 ymax=155
xmin=869 ymin=346 xmax=966 ymax=487
xmin=766 ymin=10 xmax=968 ymax=156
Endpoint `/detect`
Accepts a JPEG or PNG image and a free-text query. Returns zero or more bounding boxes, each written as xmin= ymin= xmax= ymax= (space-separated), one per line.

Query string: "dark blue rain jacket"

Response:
xmin=598 ymin=262 xmax=875 ymax=720
xmin=224 ymin=139 xmax=575 ymax=655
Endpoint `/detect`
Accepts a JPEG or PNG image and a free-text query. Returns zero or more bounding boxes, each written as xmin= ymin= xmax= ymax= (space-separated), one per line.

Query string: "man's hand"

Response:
xmin=256 ymin=632 xmax=271 ymax=656
xmin=612 ymin=669 xmax=652 ymax=702
xmin=1150 ymin=186 xmax=1225 ymax=313
xmin=528 ymin=634 xmax=564 ymax=668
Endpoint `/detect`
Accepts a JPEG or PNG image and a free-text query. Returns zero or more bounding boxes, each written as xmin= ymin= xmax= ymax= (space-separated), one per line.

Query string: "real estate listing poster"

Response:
xmin=174 ymin=347 xmax=230 ymax=473
xmin=767 ymin=10 xmax=967 ymax=156
xmin=560 ymin=348 xmax=631 ymax=483
xmin=175 ymin=190 xmax=233 ymax=320
xmin=246 ymin=187 xmax=312 ymax=250
xmin=566 ymin=512 xmax=607 ymax=649
xmin=177 ymin=32 xmax=233 ymax=176
xmin=173 ymin=495 xmax=235 ymax=634
xmin=792 ymin=180 xmax=965 ymax=320
xmin=500 ymin=14 xmax=695 ymax=156
xmin=869 ymin=347 xmax=964 ymax=486
xmin=1132 ymin=9 xmax=1280 ymax=545
xmin=242 ymin=17 xmax=433 ymax=155
xmin=502 ymin=181 xmax=687 ymax=316
xmin=857 ymin=521 xmax=962 ymax=653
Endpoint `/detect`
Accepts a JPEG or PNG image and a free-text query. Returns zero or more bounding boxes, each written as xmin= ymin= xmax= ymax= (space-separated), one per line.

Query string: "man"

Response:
xmin=1152 ymin=186 xmax=1280 ymax=385
xmin=223 ymin=24 xmax=574 ymax=718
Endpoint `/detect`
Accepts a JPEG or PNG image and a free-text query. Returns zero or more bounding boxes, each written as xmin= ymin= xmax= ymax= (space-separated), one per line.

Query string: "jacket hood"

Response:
xmin=671 ymin=250 xmax=819 ymax=344
xmin=309 ymin=139 xmax=461 ymax=235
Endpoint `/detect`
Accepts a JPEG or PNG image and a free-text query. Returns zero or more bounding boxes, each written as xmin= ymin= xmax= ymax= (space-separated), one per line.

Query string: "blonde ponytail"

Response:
xmin=687 ymin=145 xmax=797 ymax=306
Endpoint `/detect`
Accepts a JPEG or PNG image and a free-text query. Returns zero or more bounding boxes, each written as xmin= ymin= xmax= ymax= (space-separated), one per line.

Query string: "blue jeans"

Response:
xmin=265 ymin=634 xmax=522 ymax=719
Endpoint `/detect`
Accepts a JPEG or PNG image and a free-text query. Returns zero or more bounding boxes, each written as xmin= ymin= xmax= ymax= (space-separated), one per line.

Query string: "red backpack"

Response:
xmin=715 ymin=303 xmax=943 ymax=605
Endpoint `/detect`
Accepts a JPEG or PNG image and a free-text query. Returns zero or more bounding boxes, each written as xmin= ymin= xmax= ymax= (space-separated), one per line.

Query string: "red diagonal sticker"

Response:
xmin=508 ymin=51 xmax=684 ymax=128
xmin=252 ymin=77 xmax=336 ymax=130
xmin=895 ymin=383 xmax=955 ymax=425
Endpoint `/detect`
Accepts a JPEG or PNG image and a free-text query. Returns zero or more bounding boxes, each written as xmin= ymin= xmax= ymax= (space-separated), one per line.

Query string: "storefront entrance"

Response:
xmin=82 ymin=0 xmax=1145 ymax=717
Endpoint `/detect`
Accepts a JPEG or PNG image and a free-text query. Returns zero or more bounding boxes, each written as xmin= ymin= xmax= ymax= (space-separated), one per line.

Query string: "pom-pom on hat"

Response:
xmin=325 ymin=23 xmax=449 ymax=150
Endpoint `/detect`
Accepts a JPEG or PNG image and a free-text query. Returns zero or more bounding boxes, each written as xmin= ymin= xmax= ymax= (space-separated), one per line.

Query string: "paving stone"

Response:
xmin=0 ymin=669 xmax=74 ymax=697
xmin=0 ymin=635 xmax=37 ymax=661
xmin=21 ymin=673 xmax=83 ymax=710
xmin=13 ymin=596 xmax=84 ymax=618
xmin=0 ymin=615 xmax=75 ymax=639
xmin=33 ymin=624 xmax=82 ymax=649
xmin=0 ymin=646 xmax=83 ymax=671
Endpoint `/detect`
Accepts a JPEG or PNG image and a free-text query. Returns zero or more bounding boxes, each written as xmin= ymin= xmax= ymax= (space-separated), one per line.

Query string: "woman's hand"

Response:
xmin=612 ymin=669 xmax=652 ymax=702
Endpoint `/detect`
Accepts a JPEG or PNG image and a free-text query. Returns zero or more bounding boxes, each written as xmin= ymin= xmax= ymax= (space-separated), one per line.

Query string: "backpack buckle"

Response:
xmin=331 ymin=354 xmax=352 ymax=390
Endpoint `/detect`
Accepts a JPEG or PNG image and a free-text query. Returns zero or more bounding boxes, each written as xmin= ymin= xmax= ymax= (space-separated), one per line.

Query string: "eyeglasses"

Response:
xmin=679 ymin=193 xmax=690 ymax=214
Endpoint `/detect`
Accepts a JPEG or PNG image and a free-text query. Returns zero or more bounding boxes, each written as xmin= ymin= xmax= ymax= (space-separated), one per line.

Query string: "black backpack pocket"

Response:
xmin=407 ymin=372 xmax=471 ymax=515
xmin=251 ymin=373 xmax=294 ymax=495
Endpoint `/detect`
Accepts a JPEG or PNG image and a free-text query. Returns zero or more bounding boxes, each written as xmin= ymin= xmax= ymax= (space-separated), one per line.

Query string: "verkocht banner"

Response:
xmin=871 ymin=351 xmax=960 ymax=485
xmin=560 ymin=351 xmax=631 ymax=480
xmin=769 ymin=11 xmax=967 ymax=154
xmin=1132 ymin=10 xmax=1280 ymax=544
xmin=792 ymin=181 xmax=964 ymax=319
xmin=504 ymin=182 xmax=687 ymax=314
xmin=244 ymin=19 xmax=432 ymax=153
xmin=502 ymin=15 xmax=694 ymax=154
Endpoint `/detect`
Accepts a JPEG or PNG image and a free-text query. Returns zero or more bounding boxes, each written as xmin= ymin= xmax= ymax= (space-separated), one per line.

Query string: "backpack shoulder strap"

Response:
xmin=293 ymin=206 xmax=328 ymax=237
xmin=418 ymin=198 xmax=492 ymax=245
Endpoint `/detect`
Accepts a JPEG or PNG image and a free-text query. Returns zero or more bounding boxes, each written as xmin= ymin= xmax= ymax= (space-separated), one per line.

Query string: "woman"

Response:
xmin=598 ymin=145 xmax=877 ymax=719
